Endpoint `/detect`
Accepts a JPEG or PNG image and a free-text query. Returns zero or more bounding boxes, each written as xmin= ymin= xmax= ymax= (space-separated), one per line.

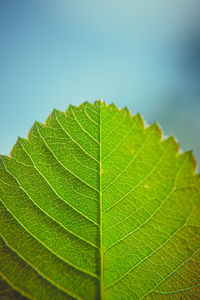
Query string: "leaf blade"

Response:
xmin=0 ymin=100 xmax=199 ymax=299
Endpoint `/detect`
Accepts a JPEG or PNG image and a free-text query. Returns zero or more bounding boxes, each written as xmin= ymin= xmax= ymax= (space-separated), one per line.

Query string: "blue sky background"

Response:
xmin=0 ymin=0 xmax=200 ymax=167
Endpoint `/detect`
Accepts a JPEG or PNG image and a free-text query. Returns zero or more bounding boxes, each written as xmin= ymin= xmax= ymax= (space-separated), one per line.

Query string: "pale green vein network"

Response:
xmin=0 ymin=100 xmax=200 ymax=299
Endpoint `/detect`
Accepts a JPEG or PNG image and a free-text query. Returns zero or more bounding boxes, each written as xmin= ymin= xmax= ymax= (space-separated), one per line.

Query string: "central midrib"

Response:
xmin=99 ymin=99 xmax=104 ymax=300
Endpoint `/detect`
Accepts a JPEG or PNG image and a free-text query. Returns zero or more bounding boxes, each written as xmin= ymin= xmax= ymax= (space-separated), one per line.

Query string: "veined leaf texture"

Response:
xmin=0 ymin=100 xmax=199 ymax=299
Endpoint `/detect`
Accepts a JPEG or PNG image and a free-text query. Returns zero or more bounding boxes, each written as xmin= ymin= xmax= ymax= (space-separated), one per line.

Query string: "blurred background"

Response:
xmin=0 ymin=0 xmax=200 ymax=167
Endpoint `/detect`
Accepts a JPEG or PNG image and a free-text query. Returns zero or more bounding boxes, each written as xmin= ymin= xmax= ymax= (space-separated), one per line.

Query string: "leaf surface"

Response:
xmin=0 ymin=101 xmax=199 ymax=299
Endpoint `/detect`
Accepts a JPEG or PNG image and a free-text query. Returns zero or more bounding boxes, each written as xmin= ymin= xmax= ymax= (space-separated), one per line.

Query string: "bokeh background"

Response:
xmin=0 ymin=0 xmax=200 ymax=167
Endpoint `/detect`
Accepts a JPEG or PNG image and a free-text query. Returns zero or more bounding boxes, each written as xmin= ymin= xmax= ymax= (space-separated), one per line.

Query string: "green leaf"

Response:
xmin=0 ymin=100 xmax=199 ymax=299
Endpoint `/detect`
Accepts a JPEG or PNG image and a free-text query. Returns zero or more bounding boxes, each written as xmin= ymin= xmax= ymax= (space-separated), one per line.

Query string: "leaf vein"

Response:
xmin=35 ymin=123 xmax=98 ymax=192
xmin=105 ymin=202 xmax=194 ymax=289
xmin=54 ymin=110 xmax=99 ymax=163
xmin=104 ymin=155 xmax=188 ymax=252
xmin=0 ymin=198 xmax=100 ymax=280
xmin=102 ymin=127 xmax=154 ymax=192
xmin=70 ymin=106 xmax=100 ymax=144
xmin=1 ymin=158 xmax=98 ymax=249
xmin=17 ymin=142 xmax=99 ymax=226
xmin=139 ymin=248 xmax=200 ymax=299
xmin=0 ymin=234 xmax=82 ymax=300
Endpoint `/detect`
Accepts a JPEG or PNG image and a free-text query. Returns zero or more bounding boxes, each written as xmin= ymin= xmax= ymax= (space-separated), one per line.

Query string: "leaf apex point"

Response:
xmin=33 ymin=120 xmax=38 ymax=126
xmin=17 ymin=136 xmax=23 ymax=142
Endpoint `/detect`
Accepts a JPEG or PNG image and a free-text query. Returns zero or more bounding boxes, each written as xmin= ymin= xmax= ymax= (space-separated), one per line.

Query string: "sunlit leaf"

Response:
xmin=0 ymin=101 xmax=199 ymax=299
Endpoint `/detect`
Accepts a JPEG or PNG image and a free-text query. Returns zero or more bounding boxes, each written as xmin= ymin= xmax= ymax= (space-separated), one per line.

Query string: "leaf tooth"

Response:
xmin=10 ymin=138 xmax=21 ymax=158
xmin=154 ymin=122 xmax=162 ymax=140
xmin=135 ymin=112 xmax=145 ymax=129
xmin=94 ymin=99 xmax=101 ymax=104
xmin=187 ymin=150 xmax=197 ymax=174
xmin=178 ymin=150 xmax=198 ymax=176
xmin=9 ymin=121 xmax=40 ymax=158
xmin=169 ymin=136 xmax=180 ymax=154
xmin=44 ymin=111 xmax=54 ymax=126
